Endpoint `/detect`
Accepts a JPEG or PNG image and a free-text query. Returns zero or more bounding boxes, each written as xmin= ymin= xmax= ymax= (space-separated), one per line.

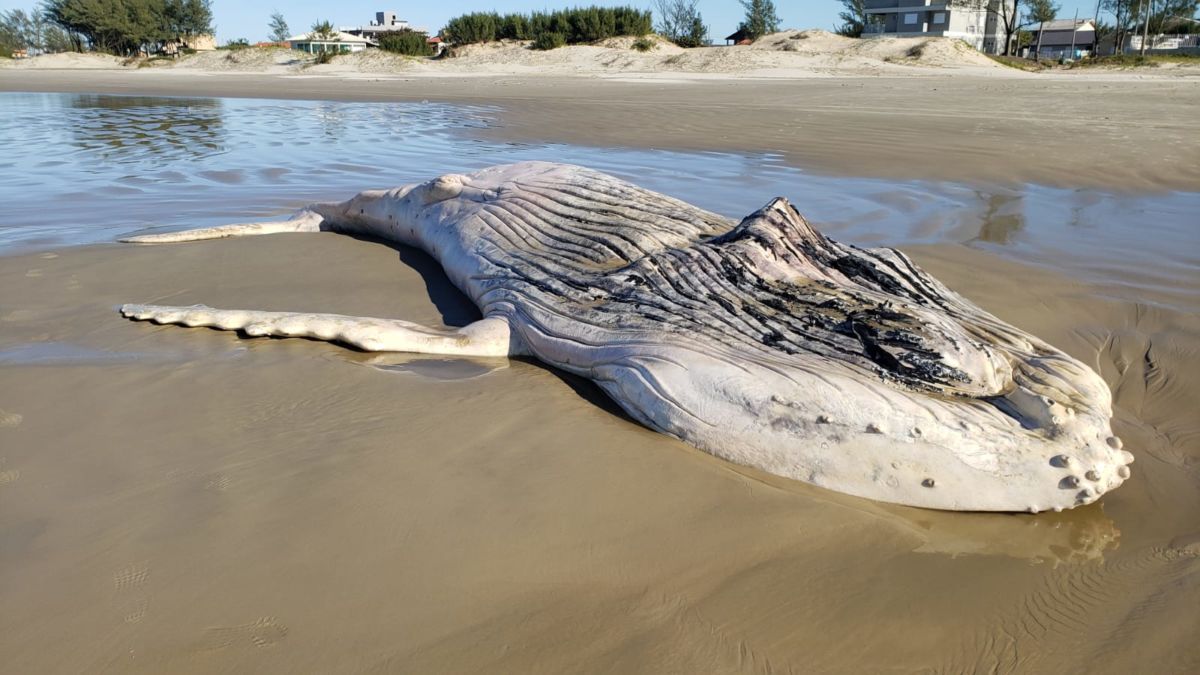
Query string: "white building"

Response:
xmin=288 ymin=31 xmax=372 ymax=54
xmin=862 ymin=1 xmax=1015 ymax=54
xmin=342 ymin=11 xmax=426 ymax=40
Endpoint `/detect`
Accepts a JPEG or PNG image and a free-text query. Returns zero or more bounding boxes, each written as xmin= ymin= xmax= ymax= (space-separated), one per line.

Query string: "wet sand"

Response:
xmin=2 ymin=230 xmax=1198 ymax=673
xmin=3 ymin=69 xmax=1199 ymax=191
xmin=1 ymin=72 xmax=1199 ymax=672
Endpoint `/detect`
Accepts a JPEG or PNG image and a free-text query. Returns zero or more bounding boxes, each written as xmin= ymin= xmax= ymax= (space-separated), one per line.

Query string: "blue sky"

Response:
xmin=0 ymin=1 xmax=1107 ymax=43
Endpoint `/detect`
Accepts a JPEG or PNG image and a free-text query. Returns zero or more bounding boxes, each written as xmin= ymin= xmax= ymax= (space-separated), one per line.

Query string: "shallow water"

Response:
xmin=1 ymin=91 xmax=1196 ymax=313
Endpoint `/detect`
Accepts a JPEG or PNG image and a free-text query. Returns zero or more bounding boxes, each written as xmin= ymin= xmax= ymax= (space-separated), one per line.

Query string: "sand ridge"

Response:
xmin=0 ymin=31 xmax=1014 ymax=79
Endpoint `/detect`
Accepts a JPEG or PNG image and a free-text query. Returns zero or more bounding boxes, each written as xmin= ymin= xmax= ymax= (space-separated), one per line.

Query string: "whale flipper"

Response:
xmin=120 ymin=211 xmax=326 ymax=244
xmin=119 ymin=304 xmax=521 ymax=356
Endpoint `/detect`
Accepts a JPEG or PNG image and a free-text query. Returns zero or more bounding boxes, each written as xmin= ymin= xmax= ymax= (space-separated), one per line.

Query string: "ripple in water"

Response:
xmin=0 ymin=92 xmax=1195 ymax=313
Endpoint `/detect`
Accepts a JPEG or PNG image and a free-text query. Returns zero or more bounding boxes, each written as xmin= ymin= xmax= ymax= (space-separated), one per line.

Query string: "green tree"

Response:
xmin=1102 ymin=0 xmax=1147 ymax=51
xmin=1025 ymin=0 xmax=1059 ymax=59
xmin=1156 ymin=0 xmax=1200 ymax=33
xmin=310 ymin=19 xmax=336 ymax=41
xmin=948 ymin=1 xmax=1023 ymax=55
xmin=268 ymin=10 xmax=288 ymax=42
xmin=444 ymin=7 xmax=651 ymax=47
xmin=377 ymin=29 xmax=431 ymax=55
xmin=43 ymin=0 xmax=210 ymax=55
xmin=0 ymin=10 xmax=24 ymax=56
xmin=737 ymin=0 xmax=780 ymax=39
xmin=1025 ymin=0 xmax=1059 ymax=25
xmin=161 ymin=0 xmax=213 ymax=46
xmin=835 ymin=0 xmax=882 ymax=37
xmin=654 ymin=0 xmax=709 ymax=47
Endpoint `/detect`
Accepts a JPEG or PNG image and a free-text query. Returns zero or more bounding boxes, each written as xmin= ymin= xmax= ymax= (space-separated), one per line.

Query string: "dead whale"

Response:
xmin=120 ymin=162 xmax=1133 ymax=511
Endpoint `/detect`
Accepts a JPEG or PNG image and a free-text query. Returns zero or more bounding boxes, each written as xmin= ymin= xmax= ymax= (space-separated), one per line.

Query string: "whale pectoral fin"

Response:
xmin=120 ymin=210 xmax=326 ymax=244
xmin=119 ymin=304 xmax=521 ymax=356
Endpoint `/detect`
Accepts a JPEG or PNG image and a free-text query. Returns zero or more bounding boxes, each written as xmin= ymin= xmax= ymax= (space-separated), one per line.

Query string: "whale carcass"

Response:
xmin=120 ymin=162 xmax=1132 ymax=512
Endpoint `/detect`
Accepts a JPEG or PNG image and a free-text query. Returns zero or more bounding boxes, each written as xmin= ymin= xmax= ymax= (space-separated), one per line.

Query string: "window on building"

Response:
xmin=968 ymin=25 xmax=976 ymax=33
xmin=904 ymin=13 xmax=919 ymax=25
xmin=933 ymin=12 xmax=946 ymax=24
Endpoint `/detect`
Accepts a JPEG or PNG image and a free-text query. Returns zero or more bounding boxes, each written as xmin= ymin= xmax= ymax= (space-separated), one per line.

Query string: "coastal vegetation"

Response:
xmin=378 ymin=29 xmax=434 ymax=56
xmin=834 ymin=0 xmax=875 ymax=37
xmin=35 ymin=0 xmax=212 ymax=56
xmin=309 ymin=20 xmax=336 ymax=42
xmin=531 ymin=31 xmax=567 ymax=50
xmin=736 ymin=0 xmax=781 ymax=40
xmin=653 ymin=0 xmax=709 ymax=47
xmin=443 ymin=6 xmax=652 ymax=48
xmin=43 ymin=0 xmax=213 ymax=55
xmin=1 ymin=8 xmax=73 ymax=55
xmin=631 ymin=36 xmax=657 ymax=51
xmin=267 ymin=11 xmax=288 ymax=43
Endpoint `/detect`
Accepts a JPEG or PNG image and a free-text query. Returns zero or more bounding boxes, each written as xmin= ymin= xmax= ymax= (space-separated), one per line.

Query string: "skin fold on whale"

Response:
xmin=118 ymin=162 xmax=1133 ymax=512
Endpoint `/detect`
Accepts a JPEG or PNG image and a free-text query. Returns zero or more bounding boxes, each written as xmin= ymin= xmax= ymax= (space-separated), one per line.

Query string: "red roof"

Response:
xmin=427 ymin=36 xmax=442 ymax=43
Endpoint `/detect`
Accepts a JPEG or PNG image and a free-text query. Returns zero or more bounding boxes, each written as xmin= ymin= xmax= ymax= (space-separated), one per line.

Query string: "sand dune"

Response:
xmin=1 ymin=51 xmax=127 ymax=69
xmin=2 ymin=31 xmax=1009 ymax=78
xmin=8 ymin=31 xmax=1199 ymax=81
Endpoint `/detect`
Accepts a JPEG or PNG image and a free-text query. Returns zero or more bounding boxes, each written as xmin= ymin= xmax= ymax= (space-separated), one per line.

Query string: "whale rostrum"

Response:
xmin=120 ymin=162 xmax=1132 ymax=512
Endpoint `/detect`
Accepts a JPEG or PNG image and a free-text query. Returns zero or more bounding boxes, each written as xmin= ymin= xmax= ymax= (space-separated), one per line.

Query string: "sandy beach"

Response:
xmin=2 ymin=44 xmax=1199 ymax=673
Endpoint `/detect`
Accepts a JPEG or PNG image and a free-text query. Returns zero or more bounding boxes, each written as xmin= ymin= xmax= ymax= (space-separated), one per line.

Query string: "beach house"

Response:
xmin=288 ymin=31 xmax=372 ymax=54
xmin=862 ymin=0 xmax=1014 ymax=54
xmin=725 ymin=28 xmax=753 ymax=45
xmin=343 ymin=11 xmax=425 ymax=40
xmin=1023 ymin=19 xmax=1095 ymax=60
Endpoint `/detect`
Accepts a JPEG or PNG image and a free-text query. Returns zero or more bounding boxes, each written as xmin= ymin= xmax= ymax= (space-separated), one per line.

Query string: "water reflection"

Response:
xmin=67 ymin=95 xmax=226 ymax=165
xmin=971 ymin=191 xmax=1026 ymax=245
xmin=358 ymin=354 xmax=511 ymax=380
xmin=905 ymin=506 xmax=1120 ymax=566
xmin=0 ymin=92 xmax=1195 ymax=315
xmin=313 ymin=101 xmax=347 ymax=138
xmin=749 ymin=465 xmax=1122 ymax=565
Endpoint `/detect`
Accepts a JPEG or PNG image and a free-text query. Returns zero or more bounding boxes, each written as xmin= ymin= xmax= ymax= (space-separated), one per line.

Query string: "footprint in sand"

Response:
xmin=113 ymin=562 xmax=151 ymax=624
xmin=113 ymin=562 xmax=150 ymax=590
xmin=0 ymin=459 xmax=18 ymax=485
xmin=202 ymin=472 xmax=232 ymax=492
xmin=0 ymin=410 xmax=21 ymax=428
xmin=121 ymin=597 xmax=149 ymax=624
xmin=199 ymin=617 xmax=288 ymax=650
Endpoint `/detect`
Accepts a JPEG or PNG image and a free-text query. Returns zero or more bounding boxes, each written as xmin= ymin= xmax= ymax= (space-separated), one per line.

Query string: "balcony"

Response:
xmin=865 ymin=1 xmax=948 ymax=13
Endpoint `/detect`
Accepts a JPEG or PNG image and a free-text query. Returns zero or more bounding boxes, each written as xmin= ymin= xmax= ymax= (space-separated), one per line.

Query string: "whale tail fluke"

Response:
xmin=120 ymin=210 xmax=326 ymax=244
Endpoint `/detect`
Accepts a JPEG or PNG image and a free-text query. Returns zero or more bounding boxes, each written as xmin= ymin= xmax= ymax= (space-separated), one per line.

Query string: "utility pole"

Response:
xmin=1070 ymin=8 xmax=1079 ymax=59
xmin=1140 ymin=0 xmax=1152 ymax=55
xmin=1034 ymin=19 xmax=1044 ymax=61
xmin=1132 ymin=0 xmax=1144 ymax=53
xmin=1092 ymin=0 xmax=1102 ymax=55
